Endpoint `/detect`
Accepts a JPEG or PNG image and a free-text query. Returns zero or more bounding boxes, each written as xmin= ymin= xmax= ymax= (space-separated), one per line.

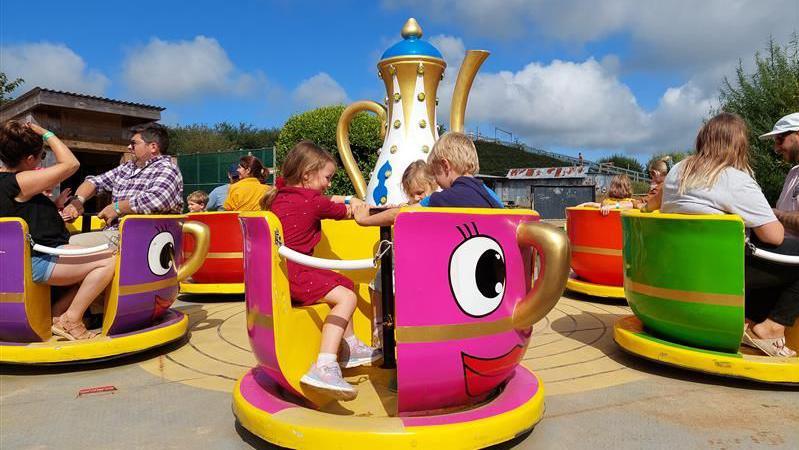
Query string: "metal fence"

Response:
xmin=466 ymin=132 xmax=650 ymax=183
xmin=177 ymin=148 xmax=275 ymax=199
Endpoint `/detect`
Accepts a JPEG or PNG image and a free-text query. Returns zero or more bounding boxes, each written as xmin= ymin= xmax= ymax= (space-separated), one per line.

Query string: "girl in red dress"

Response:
xmin=261 ymin=140 xmax=381 ymax=399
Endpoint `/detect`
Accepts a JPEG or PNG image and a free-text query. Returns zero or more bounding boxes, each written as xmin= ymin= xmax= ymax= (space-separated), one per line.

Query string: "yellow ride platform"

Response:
xmin=179 ymin=282 xmax=244 ymax=295
xmin=0 ymin=310 xmax=188 ymax=364
xmin=566 ymin=276 xmax=625 ymax=299
xmin=614 ymin=316 xmax=799 ymax=384
xmin=233 ymin=364 xmax=546 ymax=449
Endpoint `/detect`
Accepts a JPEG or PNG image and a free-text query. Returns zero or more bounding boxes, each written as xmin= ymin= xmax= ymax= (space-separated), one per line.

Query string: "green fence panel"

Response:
xmin=177 ymin=148 xmax=275 ymax=209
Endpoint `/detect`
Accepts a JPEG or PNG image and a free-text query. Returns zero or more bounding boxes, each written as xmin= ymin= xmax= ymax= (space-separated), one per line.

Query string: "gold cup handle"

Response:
xmin=512 ymin=221 xmax=571 ymax=330
xmin=177 ymin=221 xmax=210 ymax=282
xmin=336 ymin=101 xmax=387 ymax=200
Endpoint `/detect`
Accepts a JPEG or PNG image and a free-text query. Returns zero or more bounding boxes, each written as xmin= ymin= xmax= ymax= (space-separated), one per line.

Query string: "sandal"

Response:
xmin=741 ymin=329 xmax=797 ymax=357
xmin=52 ymin=316 xmax=98 ymax=341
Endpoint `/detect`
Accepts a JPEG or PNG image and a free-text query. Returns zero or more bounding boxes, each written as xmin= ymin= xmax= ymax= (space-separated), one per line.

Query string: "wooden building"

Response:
xmin=0 ymin=87 xmax=164 ymax=212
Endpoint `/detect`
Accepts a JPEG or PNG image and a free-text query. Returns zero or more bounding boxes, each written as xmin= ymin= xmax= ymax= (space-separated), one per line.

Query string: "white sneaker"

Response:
xmin=300 ymin=362 xmax=357 ymax=400
xmin=339 ymin=339 xmax=383 ymax=369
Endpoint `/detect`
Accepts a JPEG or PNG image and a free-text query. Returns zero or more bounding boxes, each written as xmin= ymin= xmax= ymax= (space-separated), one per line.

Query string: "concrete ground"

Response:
xmin=1 ymin=294 xmax=797 ymax=450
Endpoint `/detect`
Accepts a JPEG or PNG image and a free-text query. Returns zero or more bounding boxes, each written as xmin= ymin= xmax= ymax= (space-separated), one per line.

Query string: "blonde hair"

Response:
xmin=401 ymin=160 xmax=438 ymax=200
xmin=260 ymin=140 xmax=336 ymax=210
xmin=187 ymin=190 xmax=208 ymax=206
xmin=648 ymin=156 xmax=671 ymax=178
xmin=428 ymin=132 xmax=479 ymax=176
xmin=606 ymin=174 xmax=632 ymax=200
xmin=677 ymin=112 xmax=751 ymax=195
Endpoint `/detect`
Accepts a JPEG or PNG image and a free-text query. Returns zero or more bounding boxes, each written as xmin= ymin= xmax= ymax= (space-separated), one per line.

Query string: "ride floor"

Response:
xmin=2 ymin=293 xmax=797 ymax=450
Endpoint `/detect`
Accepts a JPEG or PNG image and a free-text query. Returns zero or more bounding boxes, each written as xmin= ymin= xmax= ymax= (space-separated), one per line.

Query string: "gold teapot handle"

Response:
xmin=336 ymin=101 xmax=387 ymax=200
xmin=512 ymin=221 xmax=570 ymax=330
xmin=177 ymin=221 xmax=210 ymax=282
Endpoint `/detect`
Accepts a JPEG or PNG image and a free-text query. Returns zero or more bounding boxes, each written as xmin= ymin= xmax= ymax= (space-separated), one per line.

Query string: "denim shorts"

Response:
xmin=31 ymin=252 xmax=58 ymax=283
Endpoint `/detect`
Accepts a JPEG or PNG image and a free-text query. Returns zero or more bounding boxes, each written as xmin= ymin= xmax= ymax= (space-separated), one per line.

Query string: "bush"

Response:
xmin=719 ymin=36 xmax=799 ymax=203
xmin=169 ymin=122 xmax=280 ymax=155
xmin=275 ymin=105 xmax=383 ymax=196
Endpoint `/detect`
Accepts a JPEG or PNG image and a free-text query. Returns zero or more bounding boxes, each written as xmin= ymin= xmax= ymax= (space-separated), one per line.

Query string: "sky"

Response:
xmin=1 ymin=0 xmax=797 ymax=162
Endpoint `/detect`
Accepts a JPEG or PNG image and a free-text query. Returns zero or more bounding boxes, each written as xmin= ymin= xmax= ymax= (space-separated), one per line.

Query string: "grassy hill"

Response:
xmin=475 ymin=140 xmax=568 ymax=176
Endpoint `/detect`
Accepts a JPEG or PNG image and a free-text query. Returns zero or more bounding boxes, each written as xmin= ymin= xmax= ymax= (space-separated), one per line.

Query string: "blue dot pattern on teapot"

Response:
xmin=373 ymin=161 xmax=392 ymax=205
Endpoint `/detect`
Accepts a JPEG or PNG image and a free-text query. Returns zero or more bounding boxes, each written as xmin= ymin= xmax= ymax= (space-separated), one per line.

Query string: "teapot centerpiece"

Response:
xmin=337 ymin=18 xmax=489 ymax=206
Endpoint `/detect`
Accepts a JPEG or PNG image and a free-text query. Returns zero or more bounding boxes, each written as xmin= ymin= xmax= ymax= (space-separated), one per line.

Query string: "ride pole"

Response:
xmin=380 ymin=225 xmax=396 ymax=368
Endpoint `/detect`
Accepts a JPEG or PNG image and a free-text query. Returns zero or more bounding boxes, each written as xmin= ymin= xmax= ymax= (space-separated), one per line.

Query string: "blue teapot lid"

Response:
xmin=381 ymin=18 xmax=443 ymax=60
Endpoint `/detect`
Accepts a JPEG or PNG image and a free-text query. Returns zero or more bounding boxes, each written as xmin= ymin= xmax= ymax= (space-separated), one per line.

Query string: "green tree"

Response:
xmin=168 ymin=122 xmax=280 ymax=154
xmin=276 ymin=105 xmax=383 ymax=196
xmin=719 ymin=36 xmax=799 ymax=203
xmin=214 ymin=122 xmax=280 ymax=149
xmin=597 ymin=153 xmax=644 ymax=173
xmin=0 ymin=73 xmax=24 ymax=105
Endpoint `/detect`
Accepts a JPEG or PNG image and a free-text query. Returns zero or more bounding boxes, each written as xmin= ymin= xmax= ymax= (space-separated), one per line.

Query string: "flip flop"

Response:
xmin=741 ymin=329 xmax=797 ymax=357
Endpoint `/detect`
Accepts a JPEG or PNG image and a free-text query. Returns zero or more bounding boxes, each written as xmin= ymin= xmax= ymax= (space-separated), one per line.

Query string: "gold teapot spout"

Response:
xmin=449 ymin=50 xmax=489 ymax=133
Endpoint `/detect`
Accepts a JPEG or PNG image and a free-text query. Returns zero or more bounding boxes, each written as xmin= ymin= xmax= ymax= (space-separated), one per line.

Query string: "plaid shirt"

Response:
xmin=88 ymin=155 xmax=183 ymax=227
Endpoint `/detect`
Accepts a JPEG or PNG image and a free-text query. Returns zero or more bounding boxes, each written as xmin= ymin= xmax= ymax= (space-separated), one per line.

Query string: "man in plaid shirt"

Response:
xmin=63 ymin=123 xmax=183 ymax=247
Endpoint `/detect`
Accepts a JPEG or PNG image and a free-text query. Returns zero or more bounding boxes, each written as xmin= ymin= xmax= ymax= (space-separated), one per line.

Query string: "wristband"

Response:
xmin=76 ymin=195 xmax=86 ymax=205
xmin=344 ymin=195 xmax=353 ymax=205
xmin=42 ymin=131 xmax=55 ymax=141
xmin=114 ymin=201 xmax=121 ymax=214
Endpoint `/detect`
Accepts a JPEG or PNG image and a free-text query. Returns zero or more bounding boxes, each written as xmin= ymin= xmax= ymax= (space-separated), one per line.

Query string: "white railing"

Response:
xmin=466 ymin=132 xmax=650 ymax=183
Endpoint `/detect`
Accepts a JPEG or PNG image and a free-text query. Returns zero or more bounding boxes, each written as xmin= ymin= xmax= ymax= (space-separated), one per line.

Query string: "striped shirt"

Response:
xmin=88 ymin=155 xmax=183 ymax=228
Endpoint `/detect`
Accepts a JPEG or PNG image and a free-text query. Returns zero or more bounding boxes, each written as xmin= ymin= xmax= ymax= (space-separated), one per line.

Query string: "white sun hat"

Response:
xmin=759 ymin=112 xmax=799 ymax=139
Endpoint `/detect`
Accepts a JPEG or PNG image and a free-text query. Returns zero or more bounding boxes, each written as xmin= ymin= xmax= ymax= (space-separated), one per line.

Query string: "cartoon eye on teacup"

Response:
xmin=448 ymin=222 xmax=506 ymax=317
xmin=148 ymin=231 xmax=175 ymax=276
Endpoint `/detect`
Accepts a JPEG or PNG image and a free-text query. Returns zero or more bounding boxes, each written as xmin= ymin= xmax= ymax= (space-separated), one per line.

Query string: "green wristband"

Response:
xmin=114 ymin=201 xmax=121 ymax=214
xmin=42 ymin=131 xmax=55 ymax=141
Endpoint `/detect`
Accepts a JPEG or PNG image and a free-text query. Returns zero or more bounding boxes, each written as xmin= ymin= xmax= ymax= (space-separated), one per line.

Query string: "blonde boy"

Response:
xmin=419 ymin=132 xmax=503 ymax=208
xmin=187 ymin=190 xmax=208 ymax=212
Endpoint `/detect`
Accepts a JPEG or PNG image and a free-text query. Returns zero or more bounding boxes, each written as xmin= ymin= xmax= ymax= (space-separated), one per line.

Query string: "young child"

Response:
xmin=420 ymin=132 xmax=504 ymax=208
xmin=261 ymin=140 xmax=381 ymax=400
xmin=579 ymin=174 xmax=641 ymax=215
xmin=640 ymin=157 xmax=671 ymax=212
xmin=353 ymin=160 xmax=438 ymax=347
xmin=187 ymin=190 xmax=208 ymax=212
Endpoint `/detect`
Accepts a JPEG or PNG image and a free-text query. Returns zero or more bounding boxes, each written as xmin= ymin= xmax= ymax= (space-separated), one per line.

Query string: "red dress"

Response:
xmin=270 ymin=186 xmax=354 ymax=305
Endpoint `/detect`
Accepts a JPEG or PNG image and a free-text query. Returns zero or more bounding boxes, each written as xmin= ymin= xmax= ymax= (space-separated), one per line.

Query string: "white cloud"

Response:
xmin=292 ymin=72 xmax=349 ymax=109
xmin=0 ymin=43 xmax=109 ymax=95
xmin=429 ymin=35 xmax=712 ymax=153
xmin=383 ymin=2 xmax=795 ymax=154
xmin=384 ymin=1 xmax=796 ymax=89
xmin=122 ymin=36 xmax=258 ymax=101
xmin=429 ymin=35 xmax=466 ymax=68
xmin=385 ymin=1 xmax=796 ymax=72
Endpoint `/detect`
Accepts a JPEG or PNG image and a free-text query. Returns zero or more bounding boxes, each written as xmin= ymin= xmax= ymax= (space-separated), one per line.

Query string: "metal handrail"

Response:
xmin=466 ymin=132 xmax=650 ymax=182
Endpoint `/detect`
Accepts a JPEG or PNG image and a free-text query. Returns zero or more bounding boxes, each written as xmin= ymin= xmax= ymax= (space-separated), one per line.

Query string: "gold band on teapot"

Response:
xmin=378 ymin=56 xmax=445 ymax=141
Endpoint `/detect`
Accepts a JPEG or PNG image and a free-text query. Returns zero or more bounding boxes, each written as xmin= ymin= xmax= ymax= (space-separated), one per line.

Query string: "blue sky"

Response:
xmin=2 ymin=0 xmax=797 ymax=162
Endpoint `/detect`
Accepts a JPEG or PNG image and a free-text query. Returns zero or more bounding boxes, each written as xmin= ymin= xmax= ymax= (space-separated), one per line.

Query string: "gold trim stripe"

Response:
xmin=627 ymin=280 xmax=742 ymax=307
xmin=247 ymin=310 xmax=274 ymax=330
xmin=184 ymin=251 xmax=243 ymax=259
xmin=118 ymin=277 xmax=178 ymax=296
xmin=0 ymin=292 xmax=24 ymax=303
xmin=396 ymin=316 xmax=513 ymax=343
xmin=572 ymin=245 xmax=622 ymax=257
